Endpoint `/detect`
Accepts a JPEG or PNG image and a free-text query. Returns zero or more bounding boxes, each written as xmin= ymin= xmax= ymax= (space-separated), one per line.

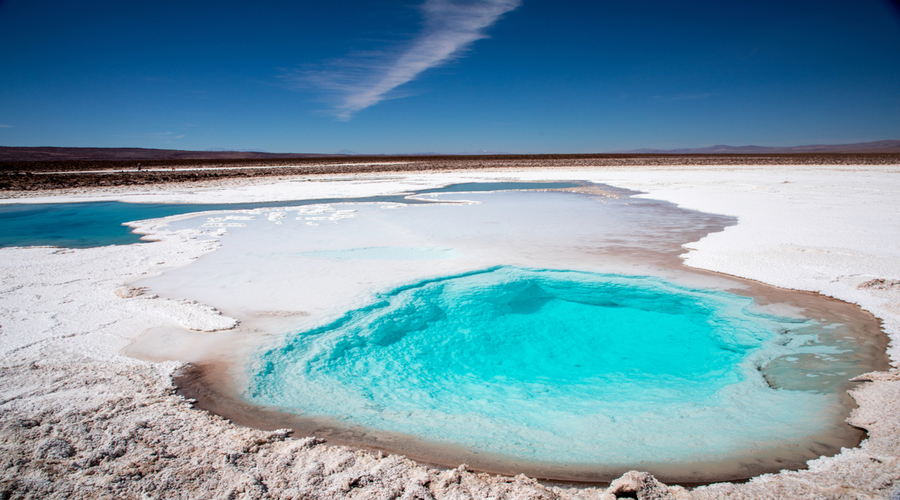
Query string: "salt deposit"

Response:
xmin=1 ymin=164 xmax=899 ymax=499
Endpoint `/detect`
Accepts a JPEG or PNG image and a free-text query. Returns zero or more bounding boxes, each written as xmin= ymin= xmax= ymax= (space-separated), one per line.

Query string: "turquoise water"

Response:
xmin=0 ymin=182 xmax=581 ymax=248
xmin=0 ymin=199 xmax=416 ymax=248
xmin=248 ymin=266 xmax=842 ymax=466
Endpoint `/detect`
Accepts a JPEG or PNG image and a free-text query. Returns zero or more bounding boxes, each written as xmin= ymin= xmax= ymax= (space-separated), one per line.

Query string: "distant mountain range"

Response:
xmin=1 ymin=140 xmax=898 ymax=162
xmin=613 ymin=140 xmax=900 ymax=154
xmin=0 ymin=147 xmax=339 ymax=162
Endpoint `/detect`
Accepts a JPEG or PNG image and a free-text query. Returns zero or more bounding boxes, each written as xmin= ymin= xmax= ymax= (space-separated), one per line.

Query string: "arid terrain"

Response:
xmin=2 ymin=150 xmax=899 ymax=191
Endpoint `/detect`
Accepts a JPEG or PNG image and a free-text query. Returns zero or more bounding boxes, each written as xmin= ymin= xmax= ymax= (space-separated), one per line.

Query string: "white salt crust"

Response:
xmin=1 ymin=164 xmax=899 ymax=499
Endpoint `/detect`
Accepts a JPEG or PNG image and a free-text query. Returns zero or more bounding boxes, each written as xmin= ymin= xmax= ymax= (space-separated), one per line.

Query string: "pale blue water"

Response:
xmin=247 ymin=266 xmax=842 ymax=466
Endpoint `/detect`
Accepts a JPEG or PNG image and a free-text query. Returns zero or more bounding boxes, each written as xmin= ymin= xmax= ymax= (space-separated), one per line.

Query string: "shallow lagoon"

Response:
xmin=249 ymin=266 xmax=859 ymax=468
xmin=39 ymin=181 xmax=884 ymax=482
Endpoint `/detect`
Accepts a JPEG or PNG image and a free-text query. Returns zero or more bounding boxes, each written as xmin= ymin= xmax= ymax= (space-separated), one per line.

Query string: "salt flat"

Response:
xmin=1 ymin=164 xmax=899 ymax=499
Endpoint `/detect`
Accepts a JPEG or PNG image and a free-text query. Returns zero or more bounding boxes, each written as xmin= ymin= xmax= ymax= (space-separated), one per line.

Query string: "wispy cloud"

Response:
xmin=290 ymin=0 xmax=521 ymax=120
xmin=0 ymin=124 xmax=12 ymax=128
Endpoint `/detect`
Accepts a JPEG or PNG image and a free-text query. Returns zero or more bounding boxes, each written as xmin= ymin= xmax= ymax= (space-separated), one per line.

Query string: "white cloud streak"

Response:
xmin=297 ymin=0 xmax=521 ymax=120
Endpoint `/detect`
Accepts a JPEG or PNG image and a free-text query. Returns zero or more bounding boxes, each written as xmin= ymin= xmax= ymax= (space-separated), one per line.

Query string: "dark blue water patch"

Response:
xmin=0 ymin=199 xmax=388 ymax=248
xmin=0 ymin=182 xmax=584 ymax=248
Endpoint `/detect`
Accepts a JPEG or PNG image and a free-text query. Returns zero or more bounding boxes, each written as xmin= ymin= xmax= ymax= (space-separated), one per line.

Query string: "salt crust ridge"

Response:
xmin=1 ymin=164 xmax=899 ymax=499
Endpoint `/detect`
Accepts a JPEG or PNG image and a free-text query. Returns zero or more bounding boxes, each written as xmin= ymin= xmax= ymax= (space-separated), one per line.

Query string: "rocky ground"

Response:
xmin=3 ymin=154 xmax=899 ymax=191
xmin=2 ymin=351 xmax=898 ymax=499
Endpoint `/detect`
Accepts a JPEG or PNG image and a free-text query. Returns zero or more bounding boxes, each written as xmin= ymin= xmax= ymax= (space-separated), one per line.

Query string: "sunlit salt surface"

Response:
xmin=124 ymin=182 xmax=886 ymax=480
xmin=246 ymin=266 xmax=851 ymax=466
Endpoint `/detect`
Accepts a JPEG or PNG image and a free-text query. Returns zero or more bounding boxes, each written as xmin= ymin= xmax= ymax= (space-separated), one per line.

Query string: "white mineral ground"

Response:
xmin=1 ymin=164 xmax=899 ymax=499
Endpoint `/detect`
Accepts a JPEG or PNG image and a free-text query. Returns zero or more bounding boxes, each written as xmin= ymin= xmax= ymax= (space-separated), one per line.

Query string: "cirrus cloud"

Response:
xmin=289 ymin=0 xmax=521 ymax=120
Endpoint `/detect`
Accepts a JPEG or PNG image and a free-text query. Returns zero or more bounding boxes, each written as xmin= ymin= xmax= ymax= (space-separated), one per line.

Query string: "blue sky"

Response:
xmin=1 ymin=0 xmax=898 ymax=154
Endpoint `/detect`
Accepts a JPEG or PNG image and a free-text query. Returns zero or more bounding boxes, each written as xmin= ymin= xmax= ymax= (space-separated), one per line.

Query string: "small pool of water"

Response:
xmin=246 ymin=266 xmax=865 ymax=474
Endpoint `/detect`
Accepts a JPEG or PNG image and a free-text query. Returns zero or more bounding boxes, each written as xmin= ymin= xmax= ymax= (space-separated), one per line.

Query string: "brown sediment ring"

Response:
xmin=175 ymin=363 xmax=778 ymax=486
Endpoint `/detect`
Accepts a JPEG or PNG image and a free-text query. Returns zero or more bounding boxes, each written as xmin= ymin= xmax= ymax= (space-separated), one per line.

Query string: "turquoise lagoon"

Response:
xmin=246 ymin=266 xmax=874 ymax=471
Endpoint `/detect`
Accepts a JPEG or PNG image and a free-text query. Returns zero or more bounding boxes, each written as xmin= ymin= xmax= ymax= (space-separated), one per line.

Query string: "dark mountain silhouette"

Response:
xmin=1 ymin=140 xmax=898 ymax=162
xmin=614 ymin=140 xmax=900 ymax=154
xmin=0 ymin=147 xmax=341 ymax=162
